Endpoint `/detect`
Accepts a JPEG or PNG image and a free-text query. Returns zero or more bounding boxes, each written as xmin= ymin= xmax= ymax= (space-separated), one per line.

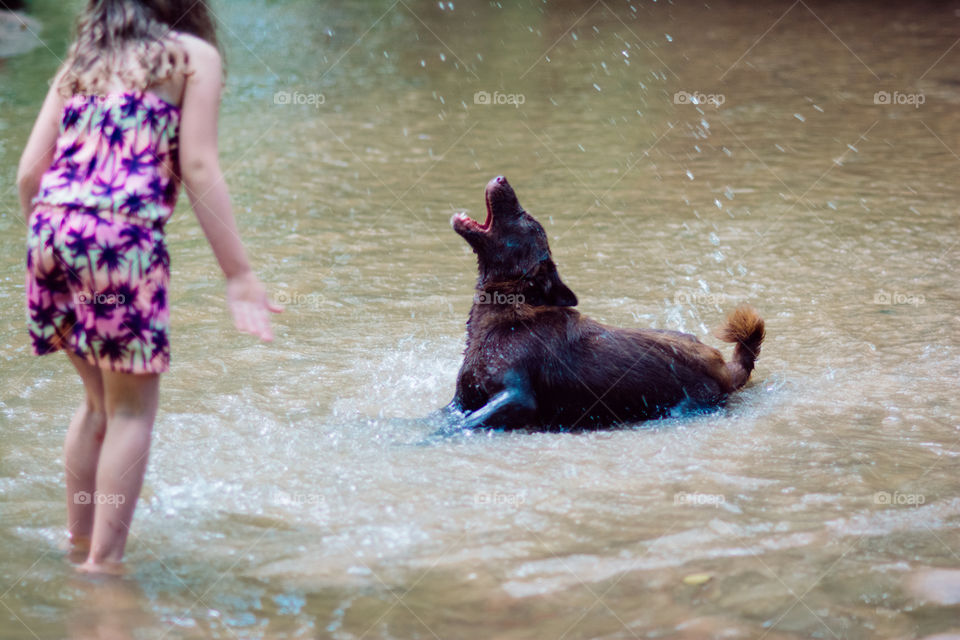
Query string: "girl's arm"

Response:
xmin=178 ymin=36 xmax=281 ymax=342
xmin=17 ymin=71 xmax=66 ymax=219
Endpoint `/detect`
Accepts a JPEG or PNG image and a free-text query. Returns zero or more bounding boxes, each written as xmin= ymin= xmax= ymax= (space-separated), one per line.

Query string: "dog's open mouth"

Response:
xmin=452 ymin=190 xmax=493 ymax=234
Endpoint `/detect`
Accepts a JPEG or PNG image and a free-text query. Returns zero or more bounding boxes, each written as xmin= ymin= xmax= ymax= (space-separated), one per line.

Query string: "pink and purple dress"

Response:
xmin=26 ymin=91 xmax=181 ymax=374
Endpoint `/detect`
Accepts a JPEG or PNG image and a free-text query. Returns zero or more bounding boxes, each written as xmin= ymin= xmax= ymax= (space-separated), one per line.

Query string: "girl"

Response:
xmin=16 ymin=0 xmax=281 ymax=573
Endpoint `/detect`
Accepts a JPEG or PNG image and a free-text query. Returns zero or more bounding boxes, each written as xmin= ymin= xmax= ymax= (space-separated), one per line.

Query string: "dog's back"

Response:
xmin=461 ymin=305 xmax=744 ymax=427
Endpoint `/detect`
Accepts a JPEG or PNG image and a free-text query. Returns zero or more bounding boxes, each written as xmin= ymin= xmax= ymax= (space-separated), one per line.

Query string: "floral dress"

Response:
xmin=26 ymin=91 xmax=181 ymax=374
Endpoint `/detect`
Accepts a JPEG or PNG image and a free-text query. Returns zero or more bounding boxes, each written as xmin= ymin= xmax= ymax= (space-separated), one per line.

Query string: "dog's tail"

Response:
xmin=714 ymin=304 xmax=765 ymax=390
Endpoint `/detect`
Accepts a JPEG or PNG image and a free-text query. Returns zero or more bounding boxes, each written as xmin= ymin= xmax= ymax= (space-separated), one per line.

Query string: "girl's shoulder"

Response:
xmin=148 ymin=32 xmax=221 ymax=106
xmin=169 ymin=31 xmax=222 ymax=71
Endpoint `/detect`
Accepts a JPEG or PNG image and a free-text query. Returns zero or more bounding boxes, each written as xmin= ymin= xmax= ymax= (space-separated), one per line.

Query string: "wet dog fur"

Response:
xmin=440 ymin=176 xmax=765 ymax=430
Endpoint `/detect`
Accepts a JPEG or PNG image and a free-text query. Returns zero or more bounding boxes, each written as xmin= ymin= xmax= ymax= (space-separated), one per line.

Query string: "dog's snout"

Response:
xmin=486 ymin=175 xmax=507 ymax=193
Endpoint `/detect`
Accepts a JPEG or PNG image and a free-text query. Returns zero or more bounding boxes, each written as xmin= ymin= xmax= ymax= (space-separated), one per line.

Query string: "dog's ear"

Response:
xmin=546 ymin=273 xmax=578 ymax=307
xmin=525 ymin=262 xmax=578 ymax=307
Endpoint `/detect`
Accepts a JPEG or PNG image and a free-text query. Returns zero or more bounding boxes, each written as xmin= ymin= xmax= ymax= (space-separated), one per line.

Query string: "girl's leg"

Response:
xmin=64 ymin=352 xmax=107 ymax=556
xmin=80 ymin=369 xmax=160 ymax=573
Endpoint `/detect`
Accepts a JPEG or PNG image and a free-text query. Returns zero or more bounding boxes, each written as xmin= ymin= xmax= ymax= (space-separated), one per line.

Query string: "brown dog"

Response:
xmin=439 ymin=176 xmax=765 ymax=430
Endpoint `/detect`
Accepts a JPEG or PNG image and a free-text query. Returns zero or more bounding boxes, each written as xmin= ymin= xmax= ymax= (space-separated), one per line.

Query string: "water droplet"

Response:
xmin=665 ymin=34 xmax=673 ymax=42
xmin=793 ymin=113 xmax=805 ymax=122
xmin=593 ymin=83 xmax=602 ymax=92
xmin=686 ymin=170 xmax=694 ymax=180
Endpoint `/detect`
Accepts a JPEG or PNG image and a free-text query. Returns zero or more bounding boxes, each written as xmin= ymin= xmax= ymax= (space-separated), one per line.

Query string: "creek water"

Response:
xmin=1 ymin=0 xmax=958 ymax=638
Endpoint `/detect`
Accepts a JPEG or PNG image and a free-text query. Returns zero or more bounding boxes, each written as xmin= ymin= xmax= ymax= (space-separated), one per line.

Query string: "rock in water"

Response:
xmin=906 ymin=568 xmax=960 ymax=605
xmin=682 ymin=572 xmax=713 ymax=586
xmin=0 ymin=10 xmax=42 ymax=59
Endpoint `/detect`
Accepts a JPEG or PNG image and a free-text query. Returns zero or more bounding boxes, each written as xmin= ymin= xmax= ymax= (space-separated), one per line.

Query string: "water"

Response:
xmin=1 ymin=0 xmax=959 ymax=637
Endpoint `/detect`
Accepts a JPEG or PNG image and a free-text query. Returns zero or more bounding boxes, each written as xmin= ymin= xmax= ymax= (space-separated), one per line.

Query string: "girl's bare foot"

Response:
xmin=76 ymin=558 xmax=126 ymax=576
xmin=66 ymin=534 xmax=91 ymax=564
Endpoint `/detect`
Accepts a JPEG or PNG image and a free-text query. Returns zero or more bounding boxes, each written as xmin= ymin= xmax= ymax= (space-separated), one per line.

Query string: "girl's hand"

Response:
xmin=225 ymin=271 xmax=283 ymax=342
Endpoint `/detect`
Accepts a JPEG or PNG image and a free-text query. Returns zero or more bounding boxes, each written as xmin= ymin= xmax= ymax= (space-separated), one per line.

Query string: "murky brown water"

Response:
xmin=2 ymin=0 xmax=959 ymax=638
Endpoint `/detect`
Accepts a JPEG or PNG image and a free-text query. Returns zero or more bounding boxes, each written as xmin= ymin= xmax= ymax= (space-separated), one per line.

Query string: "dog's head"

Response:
xmin=452 ymin=176 xmax=577 ymax=307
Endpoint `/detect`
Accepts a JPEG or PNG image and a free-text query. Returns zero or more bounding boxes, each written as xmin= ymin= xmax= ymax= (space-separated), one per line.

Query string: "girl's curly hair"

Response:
xmin=60 ymin=0 xmax=221 ymax=97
